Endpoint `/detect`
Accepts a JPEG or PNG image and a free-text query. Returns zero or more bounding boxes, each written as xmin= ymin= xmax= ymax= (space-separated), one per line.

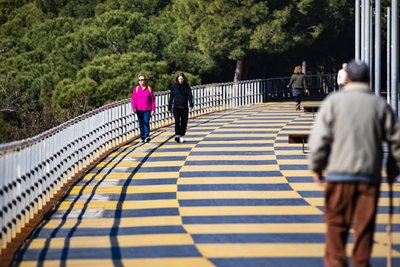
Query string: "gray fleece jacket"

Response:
xmin=309 ymin=82 xmax=400 ymax=183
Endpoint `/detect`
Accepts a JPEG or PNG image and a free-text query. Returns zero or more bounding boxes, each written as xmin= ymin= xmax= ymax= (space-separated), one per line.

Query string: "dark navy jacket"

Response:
xmin=168 ymin=83 xmax=194 ymax=110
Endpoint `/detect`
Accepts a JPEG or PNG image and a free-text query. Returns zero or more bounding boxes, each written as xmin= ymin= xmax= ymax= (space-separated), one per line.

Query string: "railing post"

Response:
xmin=14 ymin=148 xmax=21 ymax=235
xmin=0 ymin=152 xmax=5 ymax=252
xmin=3 ymin=152 xmax=10 ymax=246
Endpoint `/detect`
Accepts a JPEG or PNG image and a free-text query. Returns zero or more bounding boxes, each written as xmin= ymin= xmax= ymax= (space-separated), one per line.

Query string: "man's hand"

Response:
xmin=313 ymin=172 xmax=324 ymax=184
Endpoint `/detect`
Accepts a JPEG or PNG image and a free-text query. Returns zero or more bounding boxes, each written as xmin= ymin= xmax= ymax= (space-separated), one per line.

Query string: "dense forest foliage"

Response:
xmin=0 ymin=0 xmax=354 ymax=143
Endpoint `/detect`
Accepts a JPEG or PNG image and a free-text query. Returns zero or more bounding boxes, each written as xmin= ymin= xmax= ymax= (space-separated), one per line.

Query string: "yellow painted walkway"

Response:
xmin=15 ymin=102 xmax=400 ymax=267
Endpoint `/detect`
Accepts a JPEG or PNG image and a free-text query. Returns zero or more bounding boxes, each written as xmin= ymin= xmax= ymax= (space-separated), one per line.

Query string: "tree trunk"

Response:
xmin=233 ymin=58 xmax=244 ymax=82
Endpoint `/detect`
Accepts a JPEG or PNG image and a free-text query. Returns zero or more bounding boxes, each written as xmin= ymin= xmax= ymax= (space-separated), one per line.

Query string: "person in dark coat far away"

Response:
xmin=287 ymin=65 xmax=308 ymax=110
xmin=168 ymin=72 xmax=194 ymax=143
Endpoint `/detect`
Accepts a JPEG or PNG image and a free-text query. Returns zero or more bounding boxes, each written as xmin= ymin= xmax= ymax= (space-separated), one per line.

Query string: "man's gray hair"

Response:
xmin=347 ymin=59 xmax=369 ymax=83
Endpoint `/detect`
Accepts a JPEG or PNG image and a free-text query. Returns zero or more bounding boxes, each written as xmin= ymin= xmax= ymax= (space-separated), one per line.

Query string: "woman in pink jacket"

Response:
xmin=131 ymin=74 xmax=156 ymax=142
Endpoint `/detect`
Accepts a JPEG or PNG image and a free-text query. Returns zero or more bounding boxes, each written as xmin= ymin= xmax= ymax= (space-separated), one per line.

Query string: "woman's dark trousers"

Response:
xmin=294 ymin=94 xmax=302 ymax=104
xmin=173 ymin=107 xmax=189 ymax=136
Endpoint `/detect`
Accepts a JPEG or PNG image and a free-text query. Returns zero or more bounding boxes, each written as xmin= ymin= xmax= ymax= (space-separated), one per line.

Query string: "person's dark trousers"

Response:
xmin=292 ymin=88 xmax=303 ymax=110
xmin=294 ymin=95 xmax=302 ymax=104
xmin=173 ymin=107 xmax=189 ymax=136
xmin=324 ymin=182 xmax=380 ymax=267
xmin=136 ymin=110 xmax=151 ymax=140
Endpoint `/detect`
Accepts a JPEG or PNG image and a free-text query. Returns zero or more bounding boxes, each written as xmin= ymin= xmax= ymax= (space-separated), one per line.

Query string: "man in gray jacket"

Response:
xmin=309 ymin=60 xmax=400 ymax=267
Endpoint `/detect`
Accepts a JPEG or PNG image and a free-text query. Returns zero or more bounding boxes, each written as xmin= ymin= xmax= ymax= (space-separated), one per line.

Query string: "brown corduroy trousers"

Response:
xmin=324 ymin=182 xmax=380 ymax=267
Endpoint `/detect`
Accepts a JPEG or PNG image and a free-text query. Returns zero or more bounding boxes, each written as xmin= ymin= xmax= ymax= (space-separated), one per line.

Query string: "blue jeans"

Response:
xmin=292 ymin=88 xmax=303 ymax=104
xmin=136 ymin=110 xmax=151 ymax=140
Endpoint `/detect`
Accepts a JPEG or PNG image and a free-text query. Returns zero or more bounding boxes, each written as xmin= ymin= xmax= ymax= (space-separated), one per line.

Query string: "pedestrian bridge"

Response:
xmin=1 ymin=77 xmax=399 ymax=266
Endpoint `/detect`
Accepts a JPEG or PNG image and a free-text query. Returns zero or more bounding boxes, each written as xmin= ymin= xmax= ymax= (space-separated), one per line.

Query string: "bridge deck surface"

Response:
xmin=15 ymin=102 xmax=400 ymax=266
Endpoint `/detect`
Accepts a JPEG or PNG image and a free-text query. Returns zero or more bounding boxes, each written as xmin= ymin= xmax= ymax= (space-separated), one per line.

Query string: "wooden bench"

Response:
xmin=288 ymin=133 xmax=309 ymax=153
xmin=303 ymin=105 xmax=319 ymax=118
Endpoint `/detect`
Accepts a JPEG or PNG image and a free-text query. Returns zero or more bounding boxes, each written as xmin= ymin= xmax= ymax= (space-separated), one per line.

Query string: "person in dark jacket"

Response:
xmin=287 ymin=66 xmax=308 ymax=110
xmin=168 ymin=72 xmax=194 ymax=143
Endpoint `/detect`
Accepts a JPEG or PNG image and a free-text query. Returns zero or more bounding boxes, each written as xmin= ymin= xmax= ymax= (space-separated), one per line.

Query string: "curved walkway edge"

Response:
xmin=13 ymin=102 xmax=400 ymax=267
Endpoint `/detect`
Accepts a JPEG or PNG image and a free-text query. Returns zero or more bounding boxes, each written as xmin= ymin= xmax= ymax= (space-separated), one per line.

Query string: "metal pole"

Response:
xmin=391 ymin=0 xmax=398 ymax=115
xmin=370 ymin=2 xmax=374 ymax=89
xmin=387 ymin=182 xmax=393 ymax=267
xmin=374 ymin=0 xmax=381 ymax=96
xmin=365 ymin=0 xmax=370 ymax=66
xmin=387 ymin=7 xmax=391 ymax=104
xmin=356 ymin=0 xmax=361 ymax=60
xmin=361 ymin=0 xmax=365 ymax=60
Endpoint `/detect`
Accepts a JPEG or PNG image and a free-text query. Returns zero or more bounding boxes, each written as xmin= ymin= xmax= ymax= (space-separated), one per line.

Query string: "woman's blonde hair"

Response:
xmin=138 ymin=73 xmax=147 ymax=80
xmin=293 ymin=66 xmax=302 ymax=74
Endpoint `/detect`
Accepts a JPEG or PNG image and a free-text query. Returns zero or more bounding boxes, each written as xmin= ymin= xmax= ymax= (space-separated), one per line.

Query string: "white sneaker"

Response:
xmin=179 ymin=136 xmax=185 ymax=143
xmin=174 ymin=135 xmax=180 ymax=143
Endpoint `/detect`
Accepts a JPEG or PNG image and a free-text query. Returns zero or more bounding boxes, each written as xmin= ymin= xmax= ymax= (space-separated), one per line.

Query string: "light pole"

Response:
xmin=374 ymin=0 xmax=381 ymax=96
xmin=391 ymin=0 xmax=398 ymax=115
xmin=355 ymin=0 xmax=361 ymax=60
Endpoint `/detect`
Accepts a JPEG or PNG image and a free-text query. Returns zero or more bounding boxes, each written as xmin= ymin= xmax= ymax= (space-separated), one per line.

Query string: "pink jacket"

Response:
xmin=131 ymin=85 xmax=156 ymax=112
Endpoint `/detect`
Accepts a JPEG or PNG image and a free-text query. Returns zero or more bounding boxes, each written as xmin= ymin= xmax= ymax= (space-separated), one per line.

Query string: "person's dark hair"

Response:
xmin=347 ymin=59 xmax=369 ymax=83
xmin=175 ymin=72 xmax=188 ymax=84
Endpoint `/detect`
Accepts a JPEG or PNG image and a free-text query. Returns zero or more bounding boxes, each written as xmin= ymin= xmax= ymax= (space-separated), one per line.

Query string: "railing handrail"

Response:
xmin=0 ymin=74 xmax=335 ymax=153
xmin=0 ymin=99 xmax=127 ymax=153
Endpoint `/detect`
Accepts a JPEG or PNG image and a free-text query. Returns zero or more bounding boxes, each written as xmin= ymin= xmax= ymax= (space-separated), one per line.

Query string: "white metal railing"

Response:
xmin=0 ymin=76 xmax=335 ymax=253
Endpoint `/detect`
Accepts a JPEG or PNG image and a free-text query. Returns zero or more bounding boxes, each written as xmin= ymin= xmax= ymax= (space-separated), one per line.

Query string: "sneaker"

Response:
xmin=140 ymin=139 xmax=145 ymax=143
xmin=145 ymin=137 xmax=151 ymax=143
xmin=179 ymin=136 xmax=185 ymax=143
xmin=174 ymin=135 xmax=181 ymax=143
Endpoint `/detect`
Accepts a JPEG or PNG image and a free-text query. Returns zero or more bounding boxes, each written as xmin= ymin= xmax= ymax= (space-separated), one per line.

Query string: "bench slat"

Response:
xmin=288 ymin=134 xmax=309 ymax=144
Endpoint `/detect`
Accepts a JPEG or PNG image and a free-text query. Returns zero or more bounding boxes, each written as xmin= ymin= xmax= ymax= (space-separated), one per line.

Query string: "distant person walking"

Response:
xmin=287 ymin=66 xmax=308 ymax=110
xmin=168 ymin=72 xmax=194 ymax=143
xmin=337 ymin=63 xmax=348 ymax=91
xmin=309 ymin=60 xmax=400 ymax=267
xmin=131 ymin=74 xmax=156 ymax=143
